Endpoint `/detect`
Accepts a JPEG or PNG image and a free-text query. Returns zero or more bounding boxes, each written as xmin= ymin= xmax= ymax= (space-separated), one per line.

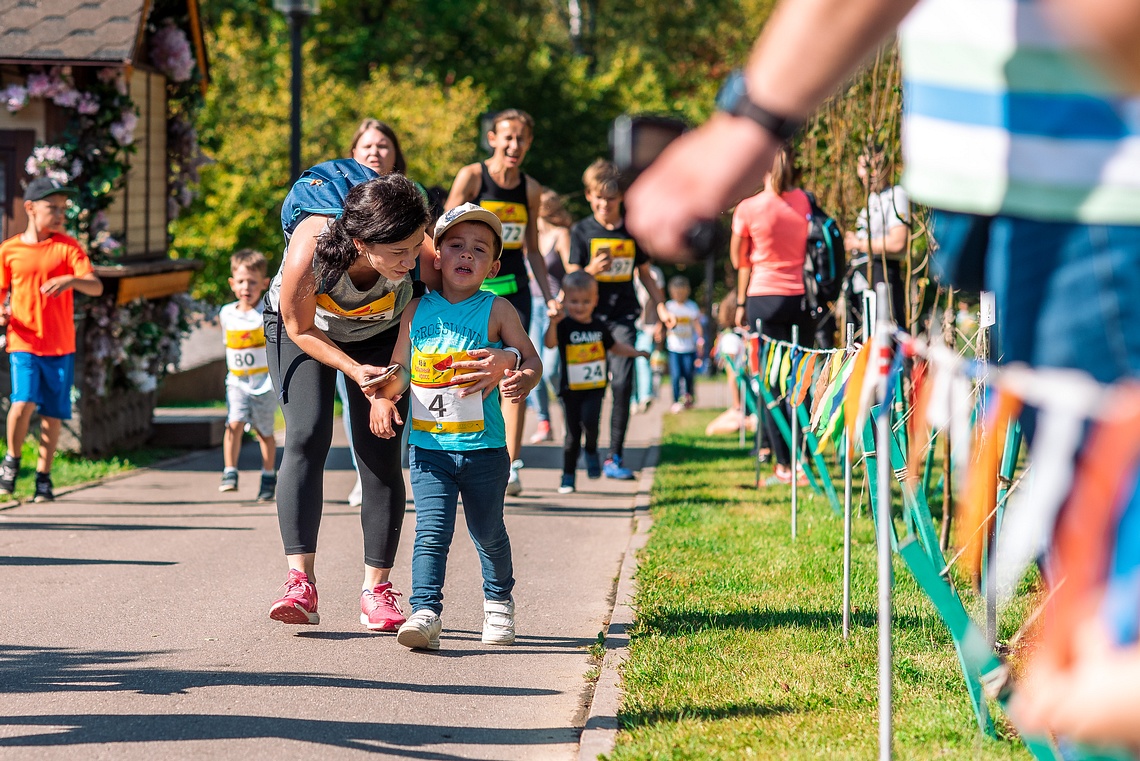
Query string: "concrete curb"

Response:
xmin=578 ymin=441 xmax=658 ymax=761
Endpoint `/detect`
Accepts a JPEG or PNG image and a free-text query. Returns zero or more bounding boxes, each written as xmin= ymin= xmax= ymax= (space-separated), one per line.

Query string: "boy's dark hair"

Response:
xmin=562 ymin=269 xmax=597 ymax=293
xmin=583 ymin=159 xmax=621 ymax=197
xmin=231 ymin=249 xmax=268 ymax=277
xmin=667 ymin=275 xmax=691 ymax=292
xmin=492 ymin=108 xmax=534 ymax=136
xmin=315 ymin=174 xmax=429 ymax=287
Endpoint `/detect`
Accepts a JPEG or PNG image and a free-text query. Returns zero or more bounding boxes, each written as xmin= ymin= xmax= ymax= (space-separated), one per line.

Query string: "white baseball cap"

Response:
xmin=434 ymin=202 xmax=504 ymax=257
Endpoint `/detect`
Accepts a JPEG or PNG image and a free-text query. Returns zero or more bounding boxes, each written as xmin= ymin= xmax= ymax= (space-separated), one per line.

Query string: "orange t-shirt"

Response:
xmin=0 ymin=233 xmax=93 ymax=356
xmin=732 ymin=189 xmax=810 ymax=297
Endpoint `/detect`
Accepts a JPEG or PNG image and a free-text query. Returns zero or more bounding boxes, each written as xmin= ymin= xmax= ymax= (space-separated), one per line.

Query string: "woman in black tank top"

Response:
xmin=444 ymin=109 xmax=563 ymax=496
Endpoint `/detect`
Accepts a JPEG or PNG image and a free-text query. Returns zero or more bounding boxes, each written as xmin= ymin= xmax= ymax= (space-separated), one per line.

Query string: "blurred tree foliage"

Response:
xmin=177 ymin=0 xmax=900 ymax=309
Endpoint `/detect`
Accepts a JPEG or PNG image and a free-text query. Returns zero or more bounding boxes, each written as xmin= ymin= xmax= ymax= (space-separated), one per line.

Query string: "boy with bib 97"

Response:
xmin=375 ymin=203 xmax=541 ymax=650
xmin=218 ymin=249 xmax=277 ymax=501
xmin=546 ymin=270 xmax=648 ymax=494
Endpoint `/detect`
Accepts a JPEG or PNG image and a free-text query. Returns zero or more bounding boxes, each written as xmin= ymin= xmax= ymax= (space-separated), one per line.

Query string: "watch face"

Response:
xmin=716 ymin=70 xmax=746 ymax=113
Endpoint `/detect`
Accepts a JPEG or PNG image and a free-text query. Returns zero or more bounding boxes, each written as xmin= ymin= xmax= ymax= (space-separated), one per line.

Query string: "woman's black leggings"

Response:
xmin=265 ymin=313 xmax=409 ymax=568
xmin=746 ymin=294 xmax=813 ymax=469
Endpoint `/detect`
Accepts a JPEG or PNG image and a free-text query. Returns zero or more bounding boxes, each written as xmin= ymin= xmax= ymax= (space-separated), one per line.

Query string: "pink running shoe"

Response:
xmin=360 ymin=581 xmax=406 ymax=631
xmin=269 ymin=569 xmax=320 ymax=625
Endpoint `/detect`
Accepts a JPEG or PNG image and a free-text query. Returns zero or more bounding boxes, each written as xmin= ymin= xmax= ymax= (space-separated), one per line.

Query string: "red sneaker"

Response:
xmin=269 ymin=569 xmax=320 ymax=625
xmin=360 ymin=582 xmax=406 ymax=631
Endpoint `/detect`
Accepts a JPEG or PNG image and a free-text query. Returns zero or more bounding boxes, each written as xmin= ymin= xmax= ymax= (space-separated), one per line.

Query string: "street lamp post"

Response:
xmin=273 ymin=0 xmax=320 ymax=182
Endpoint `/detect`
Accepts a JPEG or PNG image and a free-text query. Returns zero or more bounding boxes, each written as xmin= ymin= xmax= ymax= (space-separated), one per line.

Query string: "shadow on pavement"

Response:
xmin=0 ymin=645 xmax=560 ymax=699
xmin=0 ymin=713 xmax=579 ymax=758
xmin=0 ymin=521 xmax=249 ymax=532
xmin=0 ymin=556 xmax=176 ymax=567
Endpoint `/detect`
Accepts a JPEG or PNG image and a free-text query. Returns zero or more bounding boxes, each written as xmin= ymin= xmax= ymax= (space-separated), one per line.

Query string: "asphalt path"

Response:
xmin=1 ymin=396 xmax=663 ymax=760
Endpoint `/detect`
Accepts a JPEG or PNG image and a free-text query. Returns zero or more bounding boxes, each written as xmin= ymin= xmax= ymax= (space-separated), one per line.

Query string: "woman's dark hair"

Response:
xmin=348 ymin=119 xmax=407 ymax=176
xmin=314 ymin=174 xmax=429 ymax=286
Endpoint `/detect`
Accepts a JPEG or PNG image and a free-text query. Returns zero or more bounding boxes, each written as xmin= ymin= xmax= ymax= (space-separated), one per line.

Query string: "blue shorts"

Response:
xmin=9 ymin=352 xmax=74 ymax=420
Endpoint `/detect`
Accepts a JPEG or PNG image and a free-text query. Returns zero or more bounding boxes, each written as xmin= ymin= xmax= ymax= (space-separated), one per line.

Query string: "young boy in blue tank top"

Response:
xmin=376 ymin=203 xmax=542 ymax=650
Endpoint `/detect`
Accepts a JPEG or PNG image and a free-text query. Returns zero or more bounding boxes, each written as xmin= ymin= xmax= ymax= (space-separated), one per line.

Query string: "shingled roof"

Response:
xmin=0 ymin=0 xmax=207 ymax=82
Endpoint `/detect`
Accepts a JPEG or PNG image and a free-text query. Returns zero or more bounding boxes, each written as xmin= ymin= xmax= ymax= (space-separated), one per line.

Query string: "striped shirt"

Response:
xmin=899 ymin=0 xmax=1140 ymax=224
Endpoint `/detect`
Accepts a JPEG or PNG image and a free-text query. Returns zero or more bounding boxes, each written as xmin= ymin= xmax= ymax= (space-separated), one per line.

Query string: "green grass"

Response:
xmin=0 ymin=438 xmax=181 ymax=501
xmin=609 ymin=409 xmax=1034 ymax=760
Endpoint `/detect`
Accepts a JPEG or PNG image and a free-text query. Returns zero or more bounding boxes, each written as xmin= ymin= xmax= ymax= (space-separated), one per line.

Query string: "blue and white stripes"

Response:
xmin=899 ymin=0 xmax=1140 ymax=223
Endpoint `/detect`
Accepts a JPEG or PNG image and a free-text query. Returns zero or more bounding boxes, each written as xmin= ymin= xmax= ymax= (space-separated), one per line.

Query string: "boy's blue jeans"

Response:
xmin=408 ymin=446 xmax=515 ymax=615
xmin=668 ymin=351 xmax=697 ymax=402
xmin=932 ymin=210 xmax=1140 ymax=646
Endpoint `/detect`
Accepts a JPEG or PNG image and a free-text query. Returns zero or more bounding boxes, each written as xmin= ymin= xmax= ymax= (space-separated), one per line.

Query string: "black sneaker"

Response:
xmin=257 ymin=472 xmax=277 ymax=503
xmin=0 ymin=455 xmax=19 ymax=496
xmin=219 ymin=470 xmax=238 ymax=492
xmin=33 ymin=471 xmax=53 ymax=503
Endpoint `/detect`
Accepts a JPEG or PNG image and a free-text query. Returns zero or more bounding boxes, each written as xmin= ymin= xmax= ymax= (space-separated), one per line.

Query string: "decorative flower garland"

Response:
xmin=0 ymin=18 xmax=206 ymax=259
xmin=81 ymin=293 xmax=214 ymax=398
xmin=0 ymin=16 xmax=210 ymax=398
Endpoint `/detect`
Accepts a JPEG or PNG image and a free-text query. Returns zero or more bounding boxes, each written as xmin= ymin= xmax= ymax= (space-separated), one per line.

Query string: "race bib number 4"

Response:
xmin=225 ymin=327 xmax=268 ymax=376
xmin=481 ymin=200 xmax=528 ymax=250
xmin=591 ymin=238 xmax=636 ymax=282
xmin=410 ymin=350 xmax=485 ymax=433
xmin=566 ymin=341 xmax=607 ymax=391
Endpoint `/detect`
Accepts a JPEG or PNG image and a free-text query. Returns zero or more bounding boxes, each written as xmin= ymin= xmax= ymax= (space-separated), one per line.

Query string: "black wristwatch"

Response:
xmin=715 ymin=69 xmax=802 ymax=141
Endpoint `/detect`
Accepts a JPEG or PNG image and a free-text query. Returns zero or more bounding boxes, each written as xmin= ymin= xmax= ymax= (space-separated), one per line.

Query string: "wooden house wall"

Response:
xmin=104 ymin=69 xmax=169 ymax=258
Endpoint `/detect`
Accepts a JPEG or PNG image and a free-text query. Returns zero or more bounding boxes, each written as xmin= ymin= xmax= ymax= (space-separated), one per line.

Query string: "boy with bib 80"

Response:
xmin=545 ymin=270 xmax=648 ymax=495
xmin=218 ymin=249 xmax=277 ymax=501
xmin=375 ymin=203 xmax=541 ymax=650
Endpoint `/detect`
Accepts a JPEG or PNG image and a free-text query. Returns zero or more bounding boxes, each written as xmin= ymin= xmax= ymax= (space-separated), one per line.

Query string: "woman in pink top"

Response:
xmin=730 ymin=143 xmax=811 ymax=484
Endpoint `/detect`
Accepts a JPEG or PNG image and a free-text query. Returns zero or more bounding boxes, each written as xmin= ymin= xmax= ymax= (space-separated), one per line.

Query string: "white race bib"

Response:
xmin=501 ymin=222 xmax=524 ymax=248
xmin=226 ymin=346 xmax=268 ymax=376
xmin=409 ymin=350 xmax=485 ymax=433
xmin=592 ymin=238 xmax=637 ymax=283
xmin=411 ymin=383 xmax=484 ymax=433
xmin=224 ymin=326 xmax=268 ymax=376
xmin=566 ymin=341 xmax=607 ymax=391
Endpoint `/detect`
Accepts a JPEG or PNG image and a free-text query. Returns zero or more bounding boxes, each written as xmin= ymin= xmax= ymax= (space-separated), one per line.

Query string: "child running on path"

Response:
xmin=567 ymin=159 xmax=667 ymax=480
xmin=218 ymin=249 xmax=277 ymax=501
xmin=662 ymin=275 xmax=704 ymax=413
xmin=546 ymin=270 xmax=648 ymax=494
xmin=377 ymin=203 xmax=541 ymax=650
xmin=0 ymin=177 xmax=102 ymax=501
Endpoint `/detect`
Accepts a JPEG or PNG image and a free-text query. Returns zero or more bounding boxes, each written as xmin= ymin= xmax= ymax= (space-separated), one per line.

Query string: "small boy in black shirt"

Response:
xmin=567 ymin=159 xmax=668 ymax=481
xmin=546 ymin=271 xmax=648 ymax=494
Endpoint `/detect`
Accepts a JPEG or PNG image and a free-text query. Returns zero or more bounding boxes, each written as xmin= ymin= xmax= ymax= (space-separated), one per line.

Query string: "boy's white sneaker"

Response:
xmin=482 ymin=598 xmax=515 ymax=645
xmin=505 ymin=461 xmax=523 ymax=497
xmin=397 ymin=609 xmax=441 ymax=650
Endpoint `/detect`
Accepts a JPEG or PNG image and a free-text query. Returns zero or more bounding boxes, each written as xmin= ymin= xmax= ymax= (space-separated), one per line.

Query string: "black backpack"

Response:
xmin=802 ymin=191 xmax=845 ymax=309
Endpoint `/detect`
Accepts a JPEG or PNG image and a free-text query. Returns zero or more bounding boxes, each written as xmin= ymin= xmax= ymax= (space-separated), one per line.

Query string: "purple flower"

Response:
xmin=51 ymin=86 xmax=80 ymax=109
xmin=2 ymin=84 xmax=27 ymax=113
xmin=150 ymin=22 xmax=195 ymax=82
xmin=76 ymin=92 xmax=100 ymax=115
xmin=110 ymin=111 xmax=138 ymax=145
xmin=25 ymin=72 xmax=54 ymax=98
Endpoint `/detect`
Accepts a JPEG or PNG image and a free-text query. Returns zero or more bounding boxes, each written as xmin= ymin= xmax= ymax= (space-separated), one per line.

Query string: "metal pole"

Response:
xmin=289 ymin=10 xmax=304 ymax=182
xmin=979 ymin=323 xmax=997 ymax=648
xmin=790 ymin=324 xmax=800 ymax=541
xmin=842 ymin=322 xmax=854 ymax=640
xmin=874 ymin=283 xmax=893 ymax=761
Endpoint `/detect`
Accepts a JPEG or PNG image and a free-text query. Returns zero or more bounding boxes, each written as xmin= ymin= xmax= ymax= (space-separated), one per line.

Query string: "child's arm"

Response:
xmin=544 ymin=307 xmax=563 ymax=349
xmin=610 ymin=340 xmax=651 ymax=360
xmin=637 ymin=262 xmax=671 ymax=324
xmin=490 ymin=298 xmax=542 ymax=403
xmin=367 ymin=300 xmax=418 ymax=439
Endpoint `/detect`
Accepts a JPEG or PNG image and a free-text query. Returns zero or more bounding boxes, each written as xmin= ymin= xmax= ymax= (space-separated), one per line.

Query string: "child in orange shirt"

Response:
xmin=0 ymin=178 xmax=103 ymax=501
